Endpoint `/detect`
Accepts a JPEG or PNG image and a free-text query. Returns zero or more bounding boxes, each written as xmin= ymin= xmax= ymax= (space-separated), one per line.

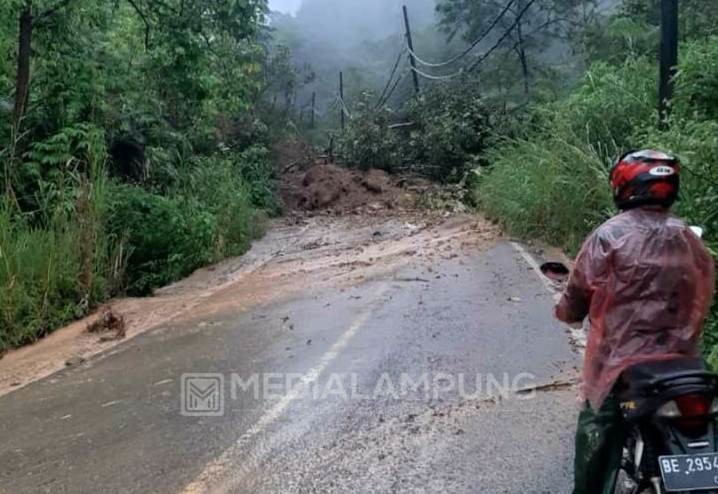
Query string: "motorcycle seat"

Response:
xmin=618 ymin=357 xmax=717 ymax=403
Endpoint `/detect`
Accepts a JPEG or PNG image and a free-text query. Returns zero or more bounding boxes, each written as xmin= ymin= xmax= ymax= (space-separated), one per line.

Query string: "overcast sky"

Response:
xmin=268 ymin=0 xmax=302 ymax=14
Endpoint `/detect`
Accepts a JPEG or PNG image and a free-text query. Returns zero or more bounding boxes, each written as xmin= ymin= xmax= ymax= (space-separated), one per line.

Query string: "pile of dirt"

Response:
xmin=275 ymin=136 xmax=424 ymax=214
xmin=282 ymin=163 xmax=417 ymax=213
xmin=274 ymin=137 xmax=465 ymax=214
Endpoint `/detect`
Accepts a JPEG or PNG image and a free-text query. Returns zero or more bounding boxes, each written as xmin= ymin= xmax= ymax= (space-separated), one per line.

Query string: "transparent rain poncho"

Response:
xmin=555 ymin=207 xmax=716 ymax=410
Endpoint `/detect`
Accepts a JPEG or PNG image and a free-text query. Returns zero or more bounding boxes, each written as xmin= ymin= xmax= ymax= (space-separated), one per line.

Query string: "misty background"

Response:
xmin=266 ymin=0 xmax=442 ymax=118
xmin=265 ymin=0 xmax=623 ymax=123
xmin=269 ymin=0 xmax=302 ymax=15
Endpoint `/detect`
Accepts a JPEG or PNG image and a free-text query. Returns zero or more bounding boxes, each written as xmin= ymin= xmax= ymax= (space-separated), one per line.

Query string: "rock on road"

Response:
xmin=0 ymin=213 xmax=581 ymax=494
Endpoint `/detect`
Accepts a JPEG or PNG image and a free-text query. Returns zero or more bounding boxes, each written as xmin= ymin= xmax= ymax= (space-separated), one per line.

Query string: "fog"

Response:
xmin=269 ymin=0 xmax=441 ymax=113
xmin=268 ymin=0 xmax=624 ymax=117
xmin=270 ymin=0 xmax=438 ymax=70
xmin=269 ymin=0 xmax=302 ymax=15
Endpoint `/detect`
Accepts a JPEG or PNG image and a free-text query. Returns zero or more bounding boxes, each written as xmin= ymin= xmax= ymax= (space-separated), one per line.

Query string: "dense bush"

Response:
xmin=108 ymin=186 xmax=216 ymax=296
xmin=404 ymin=78 xmax=495 ymax=181
xmin=236 ymin=144 xmax=280 ymax=214
xmin=106 ymin=148 xmax=270 ymax=296
xmin=672 ymin=39 xmax=718 ymax=122
xmin=0 ymin=142 xmax=272 ymax=350
xmin=339 ymin=79 xmax=497 ymax=182
xmin=180 ymin=152 xmax=267 ymax=257
xmin=338 ymin=94 xmax=400 ymax=172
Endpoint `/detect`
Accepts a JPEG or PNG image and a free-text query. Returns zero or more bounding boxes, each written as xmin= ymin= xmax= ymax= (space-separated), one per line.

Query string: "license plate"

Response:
xmin=660 ymin=453 xmax=718 ymax=491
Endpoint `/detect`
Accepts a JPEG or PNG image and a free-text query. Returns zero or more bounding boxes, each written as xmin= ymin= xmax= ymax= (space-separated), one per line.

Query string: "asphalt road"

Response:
xmin=0 ymin=215 xmax=581 ymax=494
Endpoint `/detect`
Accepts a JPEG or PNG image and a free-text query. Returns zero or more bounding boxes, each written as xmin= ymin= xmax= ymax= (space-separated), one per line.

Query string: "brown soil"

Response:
xmin=0 ymin=212 xmax=499 ymax=398
xmin=276 ymin=137 xmax=420 ymax=214
xmin=282 ymin=163 xmax=418 ymax=213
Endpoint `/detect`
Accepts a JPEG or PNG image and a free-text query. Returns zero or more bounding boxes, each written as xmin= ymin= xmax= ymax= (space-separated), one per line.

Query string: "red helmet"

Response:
xmin=609 ymin=150 xmax=680 ymax=210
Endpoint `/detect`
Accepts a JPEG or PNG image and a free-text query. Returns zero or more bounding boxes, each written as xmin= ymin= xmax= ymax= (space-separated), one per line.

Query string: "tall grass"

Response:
xmin=477 ymin=132 xmax=613 ymax=253
xmin=0 ymin=167 xmax=117 ymax=351
xmin=477 ymin=58 xmax=656 ymax=252
xmin=476 ymin=40 xmax=718 ymax=361
xmin=184 ymin=153 xmax=266 ymax=258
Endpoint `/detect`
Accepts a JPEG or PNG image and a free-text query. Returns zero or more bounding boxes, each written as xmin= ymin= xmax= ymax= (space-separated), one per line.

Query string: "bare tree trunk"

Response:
xmin=515 ymin=21 xmax=530 ymax=97
xmin=13 ymin=2 xmax=33 ymax=131
xmin=78 ymin=180 xmax=94 ymax=306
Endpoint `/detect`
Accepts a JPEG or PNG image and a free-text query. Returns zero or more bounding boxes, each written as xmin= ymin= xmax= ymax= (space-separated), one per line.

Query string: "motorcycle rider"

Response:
xmin=554 ymin=150 xmax=716 ymax=494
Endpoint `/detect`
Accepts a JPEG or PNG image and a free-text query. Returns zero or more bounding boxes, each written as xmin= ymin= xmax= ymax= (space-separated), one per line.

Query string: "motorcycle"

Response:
xmin=540 ymin=224 xmax=714 ymax=494
xmin=615 ymin=357 xmax=718 ymax=494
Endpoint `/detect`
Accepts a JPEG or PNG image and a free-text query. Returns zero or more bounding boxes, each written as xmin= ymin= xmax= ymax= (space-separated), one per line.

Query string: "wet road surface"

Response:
xmin=0 ymin=214 xmax=581 ymax=494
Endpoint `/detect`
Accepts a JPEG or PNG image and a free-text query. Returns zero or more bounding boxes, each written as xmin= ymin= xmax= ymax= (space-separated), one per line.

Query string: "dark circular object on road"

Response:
xmin=541 ymin=262 xmax=570 ymax=281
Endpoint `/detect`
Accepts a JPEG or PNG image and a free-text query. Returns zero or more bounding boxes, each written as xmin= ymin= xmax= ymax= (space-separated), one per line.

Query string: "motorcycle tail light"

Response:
xmin=655 ymin=395 xmax=718 ymax=419
xmin=675 ymin=394 xmax=712 ymax=417
xmin=660 ymin=394 xmax=716 ymax=435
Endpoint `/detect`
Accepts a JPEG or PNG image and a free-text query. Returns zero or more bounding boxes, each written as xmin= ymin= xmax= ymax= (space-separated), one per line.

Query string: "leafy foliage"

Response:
xmin=404 ymin=78 xmax=495 ymax=181
xmin=338 ymin=94 xmax=400 ymax=172
xmin=339 ymin=79 xmax=498 ymax=182
xmin=107 ymin=186 xmax=216 ymax=296
xmin=236 ymin=144 xmax=280 ymax=213
xmin=0 ymin=0 xmax=281 ymax=350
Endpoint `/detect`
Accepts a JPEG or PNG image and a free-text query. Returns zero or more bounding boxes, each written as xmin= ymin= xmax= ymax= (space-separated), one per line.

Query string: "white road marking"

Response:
xmin=179 ymin=285 xmax=390 ymax=494
xmin=510 ymin=242 xmax=562 ymax=302
xmin=510 ymin=242 xmax=587 ymax=352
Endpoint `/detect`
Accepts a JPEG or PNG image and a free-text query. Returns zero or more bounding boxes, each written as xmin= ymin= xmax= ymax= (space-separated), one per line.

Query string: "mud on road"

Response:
xmin=0 ymin=198 xmax=583 ymax=494
xmin=0 ymin=210 xmax=498 ymax=398
xmin=0 ymin=145 xmax=583 ymax=494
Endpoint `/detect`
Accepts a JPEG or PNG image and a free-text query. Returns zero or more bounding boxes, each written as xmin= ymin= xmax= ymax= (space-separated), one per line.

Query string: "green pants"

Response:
xmin=573 ymin=393 xmax=624 ymax=494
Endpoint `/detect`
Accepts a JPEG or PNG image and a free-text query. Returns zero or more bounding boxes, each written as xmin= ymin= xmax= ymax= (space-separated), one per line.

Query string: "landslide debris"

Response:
xmin=281 ymin=162 xmax=421 ymax=213
xmin=275 ymin=137 xmax=433 ymax=214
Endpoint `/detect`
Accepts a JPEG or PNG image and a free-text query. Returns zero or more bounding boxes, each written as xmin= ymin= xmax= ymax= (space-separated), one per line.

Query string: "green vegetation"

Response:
xmin=330 ymin=0 xmax=608 ymax=180
xmin=475 ymin=17 xmax=718 ymax=360
xmin=476 ymin=58 xmax=656 ymax=251
xmin=339 ymin=79 xmax=498 ymax=181
xmin=0 ymin=1 xmax=283 ymax=352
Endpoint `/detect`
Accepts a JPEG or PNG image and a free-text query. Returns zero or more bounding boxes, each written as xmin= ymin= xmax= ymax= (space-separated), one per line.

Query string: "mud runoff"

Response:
xmin=0 ymin=205 xmax=499 ymax=397
xmin=0 ymin=144 xmax=582 ymax=493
